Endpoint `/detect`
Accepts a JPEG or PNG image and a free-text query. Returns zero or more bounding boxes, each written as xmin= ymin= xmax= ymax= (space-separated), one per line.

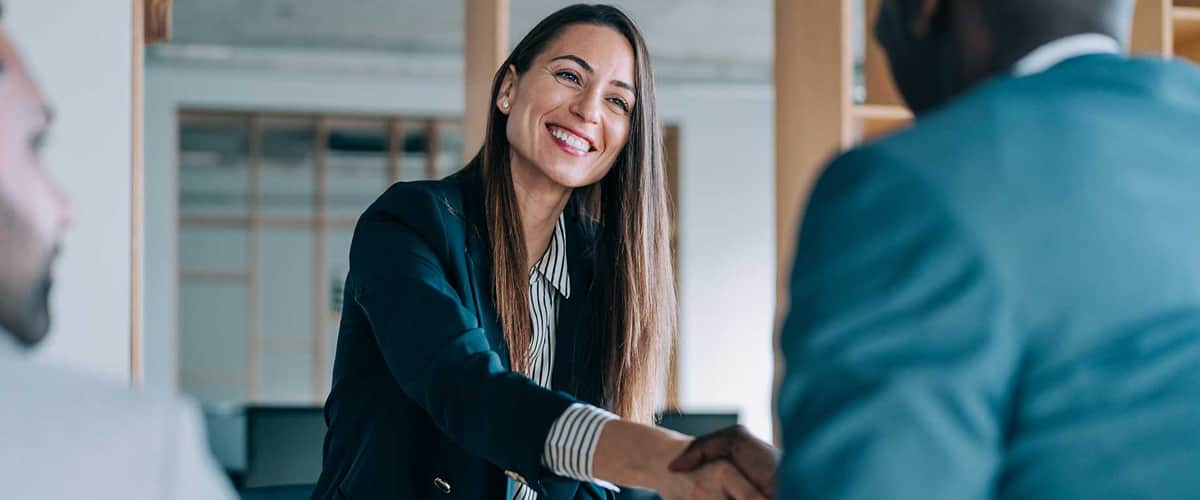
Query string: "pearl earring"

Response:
xmin=501 ymin=99 xmax=510 ymax=109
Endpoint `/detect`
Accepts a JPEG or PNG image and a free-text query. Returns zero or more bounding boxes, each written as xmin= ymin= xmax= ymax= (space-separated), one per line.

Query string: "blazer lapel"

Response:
xmin=551 ymin=213 xmax=598 ymax=404
xmin=456 ymin=166 xmax=510 ymax=371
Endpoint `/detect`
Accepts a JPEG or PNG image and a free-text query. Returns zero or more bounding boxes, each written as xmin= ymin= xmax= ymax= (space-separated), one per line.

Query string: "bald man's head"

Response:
xmin=876 ymin=0 xmax=1135 ymax=114
xmin=980 ymin=0 xmax=1135 ymax=48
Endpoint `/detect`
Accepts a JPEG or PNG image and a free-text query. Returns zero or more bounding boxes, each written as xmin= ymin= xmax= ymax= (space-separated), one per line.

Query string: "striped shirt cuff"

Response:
xmin=542 ymin=403 xmax=620 ymax=491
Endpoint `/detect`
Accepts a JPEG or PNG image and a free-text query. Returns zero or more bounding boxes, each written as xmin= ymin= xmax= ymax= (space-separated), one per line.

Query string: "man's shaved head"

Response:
xmin=875 ymin=0 xmax=1135 ymax=114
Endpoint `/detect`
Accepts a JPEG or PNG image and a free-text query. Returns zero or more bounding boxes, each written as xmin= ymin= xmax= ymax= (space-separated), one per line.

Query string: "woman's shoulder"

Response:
xmin=354 ymin=170 xmax=477 ymax=250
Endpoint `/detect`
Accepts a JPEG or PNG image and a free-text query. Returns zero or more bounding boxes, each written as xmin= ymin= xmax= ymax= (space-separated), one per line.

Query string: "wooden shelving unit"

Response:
xmin=1133 ymin=0 xmax=1200 ymax=61
xmin=852 ymin=104 xmax=913 ymax=141
xmin=856 ymin=0 xmax=911 ymax=144
xmin=1174 ymin=4 xmax=1200 ymax=62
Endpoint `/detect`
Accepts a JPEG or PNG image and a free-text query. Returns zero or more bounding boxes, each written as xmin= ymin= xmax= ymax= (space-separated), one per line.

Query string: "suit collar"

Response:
xmin=1012 ymin=33 xmax=1122 ymax=77
xmin=550 ymin=213 xmax=598 ymax=403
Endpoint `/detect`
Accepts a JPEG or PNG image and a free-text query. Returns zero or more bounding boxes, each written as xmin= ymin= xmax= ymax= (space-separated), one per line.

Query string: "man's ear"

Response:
xmin=496 ymin=64 xmax=518 ymax=115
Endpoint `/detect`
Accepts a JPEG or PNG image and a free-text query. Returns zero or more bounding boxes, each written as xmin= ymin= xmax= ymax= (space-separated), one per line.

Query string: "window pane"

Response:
xmin=260 ymin=118 xmax=317 ymax=218
xmin=180 ymin=227 xmax=248 ymax=274
xmin=180 ymin=114 xmax=250 ymax=218
xmin=437 ymin=120 xmax=465 ymax=178
xmin=260 ymin=351 xmax=314 ymax=404
xmin=325 ymin=120 xmax=390 ymax=219
xmin=257 ymin=227 xmax=316 ymax=402
xmin=400 ymin=122 xmax=431 ymax=181
xmin=258 ymin=228 xmax=315 ymax=344
xmin=180 ymin=281 xmax=249 ymax=403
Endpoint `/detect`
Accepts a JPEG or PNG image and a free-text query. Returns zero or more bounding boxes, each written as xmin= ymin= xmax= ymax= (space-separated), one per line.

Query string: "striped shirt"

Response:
xmin=513 ymin=215 xmax=619 ymax=499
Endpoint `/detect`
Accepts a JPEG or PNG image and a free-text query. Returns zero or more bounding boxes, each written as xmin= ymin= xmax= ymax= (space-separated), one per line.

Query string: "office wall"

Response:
xmin=659 ymin=86 xmax=775 ymax=441
xmin=145 ymin=63 xmax=776 ymax=438
xmin=7 ymin=0 xmax=135 ymax=381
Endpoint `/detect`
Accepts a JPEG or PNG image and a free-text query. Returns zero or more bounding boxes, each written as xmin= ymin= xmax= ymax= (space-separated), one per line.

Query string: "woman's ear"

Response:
xmin=496 ymin=64 xmax=518 ymax=115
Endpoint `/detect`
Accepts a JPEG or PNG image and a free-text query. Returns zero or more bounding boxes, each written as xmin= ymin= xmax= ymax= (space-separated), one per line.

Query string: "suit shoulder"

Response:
xmin=0 ymin=358 xmax=196 ymax=441
xmin=0 ymin=359 xmax=228 ymax=498
xmin=357 ymin=176 xmax=469 ymax=241
xmin=365 ymin=177 xmax=465 ymax=223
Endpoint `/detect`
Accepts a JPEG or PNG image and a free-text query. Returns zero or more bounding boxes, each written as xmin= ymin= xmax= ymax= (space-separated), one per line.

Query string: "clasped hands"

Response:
xmin=658 ymin=425 xmax=779 ymax=500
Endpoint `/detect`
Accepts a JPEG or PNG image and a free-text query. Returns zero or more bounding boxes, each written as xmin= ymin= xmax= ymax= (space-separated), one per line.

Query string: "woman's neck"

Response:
xmin=510 ymin=154 xmax=572 ymax=272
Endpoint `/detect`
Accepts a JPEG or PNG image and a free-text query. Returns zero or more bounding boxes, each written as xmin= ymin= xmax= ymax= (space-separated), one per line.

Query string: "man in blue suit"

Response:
xmin=675 ymin=0 xmax=1200 ymax=498
xmin=776 ymin=0 xmax=1200 ymax=498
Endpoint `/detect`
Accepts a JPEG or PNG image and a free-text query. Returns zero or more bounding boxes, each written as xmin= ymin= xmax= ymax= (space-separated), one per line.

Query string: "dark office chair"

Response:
xmin=205 ymin=405 xmax=327 ymax=490
xmin=242 ymin=406 xmax=327 ymax=488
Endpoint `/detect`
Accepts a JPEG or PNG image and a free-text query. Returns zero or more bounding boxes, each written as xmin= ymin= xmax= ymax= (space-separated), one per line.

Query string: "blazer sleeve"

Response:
xmin=347 ymin=188 xmax=578 ymax=488
xmin=777 ymin=147 xmax=1022 ymax=500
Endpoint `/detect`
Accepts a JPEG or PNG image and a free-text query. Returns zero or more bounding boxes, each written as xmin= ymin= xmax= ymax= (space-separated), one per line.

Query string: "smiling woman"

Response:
xmin=310 ymin=4 xmax=765 ymax=500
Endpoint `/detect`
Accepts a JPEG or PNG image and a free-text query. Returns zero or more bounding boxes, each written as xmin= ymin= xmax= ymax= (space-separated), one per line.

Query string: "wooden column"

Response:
xmin=773 ymin=0 xmax=854 ymax=444
xmin=1132 ymin=0 xmax=1172 ymax=56
xmin=145 ymin=0 xmax=172 ymax=45
xmin=131 ymin=0 xmax=146 ymax=387
xmin=774 ymin=0 xmax=854 ymax=319
xmin=464 ymin=0 xmax=509 ymax=160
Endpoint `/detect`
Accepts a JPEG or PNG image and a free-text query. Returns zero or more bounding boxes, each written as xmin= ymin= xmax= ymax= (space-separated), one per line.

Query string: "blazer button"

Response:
xmin=505 ymin=470 xmax=528 ymax=484
xmin=433 ymin=476 xmax=452 ymax=494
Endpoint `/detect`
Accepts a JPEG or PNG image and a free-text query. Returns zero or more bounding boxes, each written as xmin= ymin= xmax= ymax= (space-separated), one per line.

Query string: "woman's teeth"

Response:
xmin=550 ymin=126 xmax=590 ymax=153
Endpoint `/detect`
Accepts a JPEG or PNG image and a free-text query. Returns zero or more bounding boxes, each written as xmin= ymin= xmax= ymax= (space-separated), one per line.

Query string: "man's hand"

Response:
xmin=667 ymin=425 xmax=779 ymax=497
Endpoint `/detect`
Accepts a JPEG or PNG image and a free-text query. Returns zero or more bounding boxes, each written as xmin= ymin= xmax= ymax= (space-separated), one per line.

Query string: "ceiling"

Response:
xmin=168 ymin=0 xmax=774 ymax=64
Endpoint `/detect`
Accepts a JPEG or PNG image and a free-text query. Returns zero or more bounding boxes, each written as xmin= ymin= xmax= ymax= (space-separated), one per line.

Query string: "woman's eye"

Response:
xmin=556 ymin=70 xmax=581 ymax=84
xmin=608 ymin=98 xmax=630 ymax=112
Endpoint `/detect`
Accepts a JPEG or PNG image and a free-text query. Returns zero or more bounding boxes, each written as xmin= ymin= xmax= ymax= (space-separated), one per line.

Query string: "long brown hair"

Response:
xmin=470 ymin=4 xmax=674 ymax=423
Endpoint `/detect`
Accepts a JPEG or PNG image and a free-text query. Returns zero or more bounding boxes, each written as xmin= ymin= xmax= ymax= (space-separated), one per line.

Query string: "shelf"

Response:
xmin=852 ymin=104 xmax=913 ymax=141
xmin=854 ymin=104 xmax=912 ymax=120
xmin=1175 ymin=6 xmax=1200 ymax=62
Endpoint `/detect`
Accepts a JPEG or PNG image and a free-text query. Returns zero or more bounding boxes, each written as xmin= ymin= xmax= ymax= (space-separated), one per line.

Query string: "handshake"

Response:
xmin=660 ymin=425 xmax=780 ymax=500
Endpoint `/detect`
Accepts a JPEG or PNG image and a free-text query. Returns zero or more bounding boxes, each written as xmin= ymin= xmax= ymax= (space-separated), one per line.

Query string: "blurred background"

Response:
xmin=6 ymin=0 xmax=1196 ymax=496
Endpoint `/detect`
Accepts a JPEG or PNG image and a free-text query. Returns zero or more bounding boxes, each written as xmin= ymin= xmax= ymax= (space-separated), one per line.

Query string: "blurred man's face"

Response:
xmin=0 ymin=29 xmax=70 ymax=346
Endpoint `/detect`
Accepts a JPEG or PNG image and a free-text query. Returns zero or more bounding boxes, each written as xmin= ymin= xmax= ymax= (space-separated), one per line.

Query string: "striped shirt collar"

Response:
xmin=530 ymin=214 xmax=571 ymax=299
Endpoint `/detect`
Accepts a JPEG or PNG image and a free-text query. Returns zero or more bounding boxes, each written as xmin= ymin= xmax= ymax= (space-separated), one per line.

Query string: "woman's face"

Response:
xmin=500 ymin=24 xmax=637 ymax=190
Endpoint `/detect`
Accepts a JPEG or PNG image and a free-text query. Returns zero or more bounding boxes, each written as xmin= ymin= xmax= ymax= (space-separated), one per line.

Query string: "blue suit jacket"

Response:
xmin=312 ymin=165 xmax=613 ymax=500
xmin=778 ymin=54 xmax=1200 ymax=499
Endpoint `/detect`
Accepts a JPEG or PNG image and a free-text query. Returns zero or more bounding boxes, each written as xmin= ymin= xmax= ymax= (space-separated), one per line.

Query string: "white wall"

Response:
xmin=145 ymin=63 xmax=776 ymax=438
xmin=659 ymin=85 xmax=776 ymax=441
xmin=8 ymin=0 xmax=134 ymax=382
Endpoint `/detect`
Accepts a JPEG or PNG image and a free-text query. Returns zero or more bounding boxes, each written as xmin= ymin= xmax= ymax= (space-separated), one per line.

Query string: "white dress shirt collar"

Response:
xmin=1012 ymin=33 xmax=1122 ymax=77
xmin=530 ymin=214 xmax=571 ymax=299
